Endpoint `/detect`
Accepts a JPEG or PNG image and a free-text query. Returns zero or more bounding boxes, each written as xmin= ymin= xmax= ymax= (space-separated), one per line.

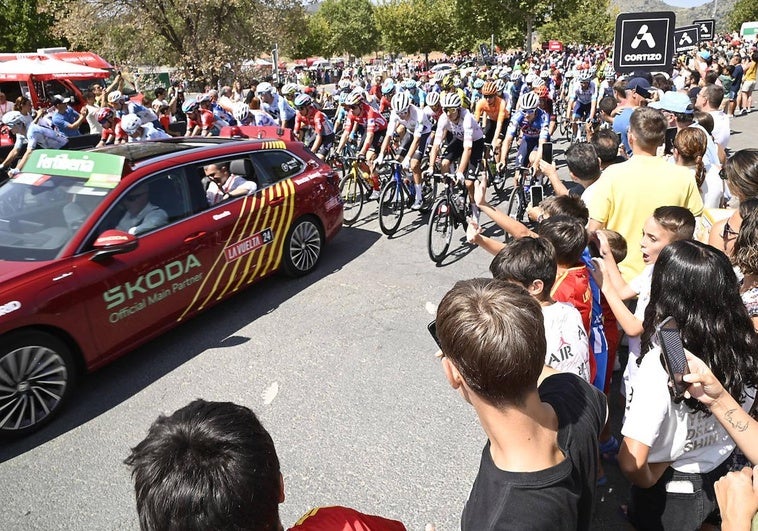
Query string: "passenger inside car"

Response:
xmin=204 ymin=161 xmax=257 ymax=205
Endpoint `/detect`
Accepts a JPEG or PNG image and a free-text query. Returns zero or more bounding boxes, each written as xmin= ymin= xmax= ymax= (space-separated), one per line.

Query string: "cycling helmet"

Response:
xmin=181 ymin=98 xmax=198 ymax=114
xmin=281 ymin=83 xmax=299 ymax=96
xmin=524 ymin=73 xmax=535 ymax=84
xmin=510 ymin=71 xmax=522 ymax=82
xmin=452 ymin=76 xmax=463 ymax=88
xmin=519 ymin=92 xmax=539 ymax=110
xmin=196 ymin=93 xmax=212 ymax=104
xmin=441 ymin=74 xmax=455 ymax=90
xmin=107 ymin=90 xmax=123 ymax=104
xmin=294 ymin=93 xmax=313 ymax=109
xmin=256 ymin=82 xmax=274 ymax=95
xmin=578 ymin=71 xmax=593 ymax=82
xmin=532 ymin=77 xmax=545 ymax=88
xmin=481 ymin=81 xmax=498 ymax=96
xmin=344 ymin=90 xmax=364 ymax=107
xmin=499 ymin=69 xmax=509 ymax=79
xmin=433 ymin=72 xmax=444 ymax=83
xmin=604 ymin=65 xmax=616 ymax=78
xmin=96 ymin=107 xmax=115 ymax=124
xmin=473 ymin=78 xmax=485 ymax=90
xmin=2 ymin=110 xmax=25 ymax=128
xmin=540 ymin=70 xmax=550 ymax=79
xmin=381 ymin=78 xmax=396 ymax=95
xmin=494 ymin=79 xmax=506 ymax=93
xmin=120 ymin=114 xmax=142 ymax=135
xmin=425 ymin=91 xmax=440 ymax=107
xmin=535 ymin=85 xmax=549 ymax=99
xmin=441 ymin=92 xmax=462 ymax=109
xmin=390 ymin=92 xmax=411 ymax=113
xmin=338 ymin=92 xmax=349 ymax=105
xmin=338 ymin=79 xmax=352 ymax=91
xmin=232 ymin=102 xmax=250 ymax=123
xmin=402 ymin=79 xmax=417 ymax=90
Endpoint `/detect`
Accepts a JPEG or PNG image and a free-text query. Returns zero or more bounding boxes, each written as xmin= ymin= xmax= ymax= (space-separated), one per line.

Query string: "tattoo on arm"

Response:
xmin=724 ymin=408 xmax=749 ymax=432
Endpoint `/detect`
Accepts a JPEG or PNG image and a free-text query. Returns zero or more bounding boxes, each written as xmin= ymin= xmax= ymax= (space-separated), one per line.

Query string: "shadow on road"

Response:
xmin=0 ymin=226 xmax=381 ymax=462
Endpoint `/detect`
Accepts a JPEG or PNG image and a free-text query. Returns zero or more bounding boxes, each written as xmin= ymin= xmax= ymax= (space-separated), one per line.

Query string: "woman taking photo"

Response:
xmin=619 ymin=239 xmax=758 ymax=530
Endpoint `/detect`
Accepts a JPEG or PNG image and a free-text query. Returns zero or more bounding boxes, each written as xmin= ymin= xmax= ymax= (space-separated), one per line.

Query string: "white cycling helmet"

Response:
xmin=232 ymin=102 xmax=250 ymax=123
xmin=107 ymin=90 xmax=123 ymax=103
xmin=510 ymin=71 xmax=522 ymax=82
xmin=338 ymin=79 xmax=352 ymax=91
xmin=519 ymin=92 xmax=539 ymax=110
xmin=120 ymin=114 xmax=142 ymax=135
xmin=281 ymin=83 xmax=299 ymax=96
xmin=294 ymin=93 xmax=313 ymax=109
xmin=344 ymin=90 xmax=364 ymax=107
xmin=425 ymin=91 xmax=440 ymax=106
xmin=532 ymin=77 xmax=545 ymax=87
xmin=494 ymin=79 xmax=506 ymax=93
xmin=441 ymin=92 xmax=462 ymax=109
xmin=256 ymin=82 xmax=274 ymax=95
xmin=196 ymin=93 xmax=212 ymax=104
xmin=2 ymin=110 xmax=25 ymax=128
xmin=391 ymin=92 xmax=411 ymax=113
xmin=578 ymin=71 xmax=593 ymax=82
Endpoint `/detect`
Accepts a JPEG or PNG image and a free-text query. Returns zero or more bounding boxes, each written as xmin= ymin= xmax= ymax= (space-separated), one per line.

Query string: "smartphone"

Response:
xmin=655 ymin=316 xmax=689 ymax=401
xmin=664 ymin=127 xmax=677 ymax=156
xmin=542 ymin=142 xmax=553 ymax=164
xmin=531 ymin=185 xmax=544 ymax=207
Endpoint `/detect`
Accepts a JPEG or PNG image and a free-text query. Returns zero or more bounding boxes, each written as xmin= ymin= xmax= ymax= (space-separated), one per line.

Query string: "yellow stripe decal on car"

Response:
xmin=261 ymin=179 xmax=296 ymax=276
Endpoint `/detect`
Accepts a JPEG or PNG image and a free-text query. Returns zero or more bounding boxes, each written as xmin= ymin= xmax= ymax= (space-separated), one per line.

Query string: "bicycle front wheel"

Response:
xmin=420 ymin=173 xmax=438 ymax=212
xmin=378 ymin=180 xmax=405 ymax=236
xmin=505 ymin=186 xmax=529 ymax=240
xmin=427 ymin=197 xmax=453 ymax=263
xmin=340 ymin=171 xmax=364 ymax=225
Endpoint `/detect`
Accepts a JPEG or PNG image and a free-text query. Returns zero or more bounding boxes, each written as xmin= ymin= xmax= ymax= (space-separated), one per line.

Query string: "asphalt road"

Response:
xmin=1 ymin=108 xmax=756 ymax=531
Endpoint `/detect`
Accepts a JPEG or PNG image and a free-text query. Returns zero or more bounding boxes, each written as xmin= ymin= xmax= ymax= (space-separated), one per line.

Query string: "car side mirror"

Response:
xmin=91 ymin=229 xmax=138 ymax=261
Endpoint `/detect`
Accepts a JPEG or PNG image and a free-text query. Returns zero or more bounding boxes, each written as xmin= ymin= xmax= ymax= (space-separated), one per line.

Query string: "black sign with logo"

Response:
xmin=479 ymin=43 xmax=490 ymax=59
xmin=614 ymin=11 xmax=676 ymax=74
xmin=675 ymin=25 xmax=700 ymax=53
xmin=693 ymin=19 xmax=715 ymax=42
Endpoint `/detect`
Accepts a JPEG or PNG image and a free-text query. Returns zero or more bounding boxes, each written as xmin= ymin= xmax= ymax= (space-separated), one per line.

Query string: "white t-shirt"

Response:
xmin=709 ymin=110 xmax=729 ymax=149
xmin=542 ymin=302 xmax=591 ymax=382
xmin=622 ymin=265 xmax=653 ymax=401
xmin=622 ymin=346 xmax=756 ymax=473
xmin=700 ymin=165 xmax=725 ymax=209
xmin=206 ymin=174 xmax=257 ymax=205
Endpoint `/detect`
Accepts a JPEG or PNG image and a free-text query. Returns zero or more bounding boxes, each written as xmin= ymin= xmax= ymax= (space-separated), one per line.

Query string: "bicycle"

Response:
xmin=339 ymin=152 xmax=379 ymax=225
xmin=570 ymin=119 xmax=590 ymax=143
xmin=481 ymin=142 xmax=506 ymax=194
xmin=505 ymin=165 xmax=550 ymax=241
xmin=377 ymin=161 xmax=437 ymax=236
xmin=426 ymin=172 xmax=471 ymax=263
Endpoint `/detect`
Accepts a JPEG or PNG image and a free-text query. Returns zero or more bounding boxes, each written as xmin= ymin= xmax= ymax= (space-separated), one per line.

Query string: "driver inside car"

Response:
xmin=116 ymin=184 xmax=168 ymax=235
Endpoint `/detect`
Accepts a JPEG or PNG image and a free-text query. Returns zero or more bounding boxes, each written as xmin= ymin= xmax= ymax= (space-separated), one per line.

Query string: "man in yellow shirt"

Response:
xmin=587 ymin=106 xmax=703 ymax=281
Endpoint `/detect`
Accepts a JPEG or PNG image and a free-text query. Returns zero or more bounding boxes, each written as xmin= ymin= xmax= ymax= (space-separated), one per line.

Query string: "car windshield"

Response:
xmin=0 ymin=173 xmax=112 ymax=261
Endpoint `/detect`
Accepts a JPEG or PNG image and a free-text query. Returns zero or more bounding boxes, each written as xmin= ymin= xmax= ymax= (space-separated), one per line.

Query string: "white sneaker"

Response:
xmin=411 ymin=200 xmax=423 ymax=211
xmin=368 ymin=190 xmax=380 ymax=200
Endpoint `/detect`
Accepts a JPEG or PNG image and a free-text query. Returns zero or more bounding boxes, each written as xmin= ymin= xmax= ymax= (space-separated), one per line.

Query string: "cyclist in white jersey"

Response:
xmin=427 ymin=92 xmax=485 ymax=219
xmin=376 ymin=92 xmax=432 ymax=210
xmin=568 ymin=71 xmax=597 ymax=140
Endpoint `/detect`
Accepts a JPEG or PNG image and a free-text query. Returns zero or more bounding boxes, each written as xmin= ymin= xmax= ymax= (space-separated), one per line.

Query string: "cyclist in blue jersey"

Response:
xmin=500 ymin=92 xmax=550 ymax=172
xmin=568 ymin=71 xmax=597 ymax=141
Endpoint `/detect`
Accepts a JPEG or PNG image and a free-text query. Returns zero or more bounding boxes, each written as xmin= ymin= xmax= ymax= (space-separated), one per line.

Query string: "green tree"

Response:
xmin=0 ymin=0 xmax=64 ymax=51
xmin=318 ymin=0 xmax=380 ymax=58
xmin=45 ymin=0 xmax=302 ymax=86
xmin=728 ymin=0 xmax=758 ymax=33
xmin=374 ymin=0 xmax=455 ymax=59
xmin=538 ymin=0 xmax=616 ymax=46
xmin=288 ymin=12 xmax=332 ymax=59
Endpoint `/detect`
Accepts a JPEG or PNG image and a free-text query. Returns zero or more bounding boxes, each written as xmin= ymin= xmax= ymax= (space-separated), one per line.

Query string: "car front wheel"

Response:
xmin=283 ymin=217 xmax=323 ymax=277
xmin=0 ymin=331 xmax=76 ymax=439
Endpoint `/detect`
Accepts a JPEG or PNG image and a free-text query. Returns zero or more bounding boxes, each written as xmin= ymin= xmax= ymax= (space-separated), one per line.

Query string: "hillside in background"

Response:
xmin=611 ymin=0 xmax=736 ymax=32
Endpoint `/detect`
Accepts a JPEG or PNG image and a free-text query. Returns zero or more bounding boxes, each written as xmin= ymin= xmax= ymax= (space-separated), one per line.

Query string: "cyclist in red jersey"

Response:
xmin=336 ymin=90 xmax=389 ymax=199
xmin=95 ymin=107 xmax=127 ymax=147
xmin=293 ymin=93 xmax=335 ymax=159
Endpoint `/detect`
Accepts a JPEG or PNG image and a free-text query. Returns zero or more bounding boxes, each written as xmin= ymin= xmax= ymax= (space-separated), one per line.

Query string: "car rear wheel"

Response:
xmin=0 ymin=331 xmax=76 ymax=439
xmin=283 ymin=217 xmax=323 ymax=277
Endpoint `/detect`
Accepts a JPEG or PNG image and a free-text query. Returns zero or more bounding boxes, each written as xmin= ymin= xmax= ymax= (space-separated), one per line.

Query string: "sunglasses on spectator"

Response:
xmin=722 ymin=220 xmax=739 ymax=241
xmin=427 ymin=320 xmax=441 ymax=348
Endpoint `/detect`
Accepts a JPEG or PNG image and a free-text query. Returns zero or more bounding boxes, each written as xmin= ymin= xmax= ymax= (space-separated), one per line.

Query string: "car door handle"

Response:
xmin=269 ymin=196 xmax=285 ymax=206
xmin=184 ymin=231 xmax=207 ymax=243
